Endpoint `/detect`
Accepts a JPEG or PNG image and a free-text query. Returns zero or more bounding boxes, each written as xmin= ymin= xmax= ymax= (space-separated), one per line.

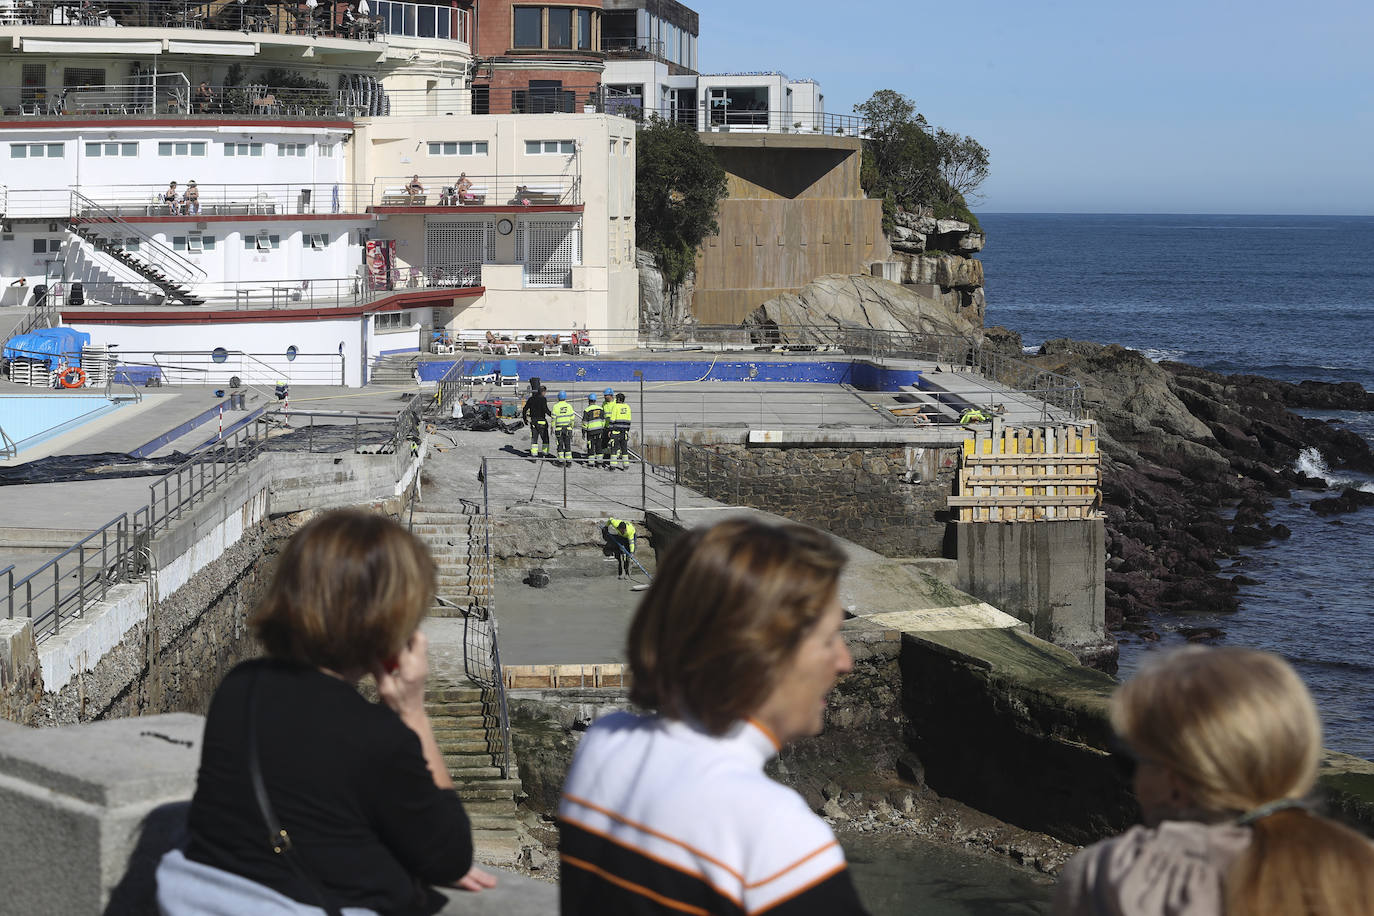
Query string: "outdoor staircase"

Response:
xmin=68 ymin=223 xmax=206 ymax=307
xmin=424 ymin=682 xmax=524 ymax=865
xmin=411 ymin=509 xmax=522 ymax=864
xmin=371 ymin=353 xmax=422 ymax=386
xmin=411 ymin=509 xmax=487 ymax=617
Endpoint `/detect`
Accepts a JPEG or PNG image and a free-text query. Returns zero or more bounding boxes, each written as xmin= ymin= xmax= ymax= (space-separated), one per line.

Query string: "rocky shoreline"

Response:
xmin=984 ymin=330 xmax=1374 ymax=648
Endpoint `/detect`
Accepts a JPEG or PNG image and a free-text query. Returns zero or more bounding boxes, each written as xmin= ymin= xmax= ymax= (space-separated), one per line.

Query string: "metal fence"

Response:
xmin=111 ymin=350 xmax=347 ymax=387
xmin=2 ymin=516 xmax=136 ymax=641
xmin=607 ymin=104 xmax=869 ymax=137
xmin=371 ymin=174 xmax=580 ymax=208
xmin=2 ymin=396 xmax=434 ymax=642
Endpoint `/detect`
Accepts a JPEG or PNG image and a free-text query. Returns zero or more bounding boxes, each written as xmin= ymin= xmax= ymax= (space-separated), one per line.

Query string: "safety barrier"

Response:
xmin=949 ymin=421 xmax=1102 ymax=522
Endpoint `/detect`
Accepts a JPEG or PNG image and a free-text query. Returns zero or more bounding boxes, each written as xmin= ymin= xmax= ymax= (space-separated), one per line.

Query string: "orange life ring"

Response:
xmin=59 ymin=366 xmax=87 ymax=388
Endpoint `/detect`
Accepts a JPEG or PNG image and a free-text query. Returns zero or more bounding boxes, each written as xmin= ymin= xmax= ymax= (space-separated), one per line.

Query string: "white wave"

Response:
xmin=1295 ymin=447 xmax=1374 ymax=493
xmin=1021 ymin=344 xmax=1040 ymax=355
xmin=1133 ymin=346 xmax=1187 ymax=363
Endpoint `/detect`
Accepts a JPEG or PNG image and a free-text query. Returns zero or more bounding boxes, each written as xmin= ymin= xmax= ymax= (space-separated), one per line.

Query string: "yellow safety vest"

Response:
xmin=607 ymin=518 xmax=636 ymax=552
xmin=552 ymin=401 xmax=576 ymax=428
xmin=583 ymin=403 xmax=606 ymax=431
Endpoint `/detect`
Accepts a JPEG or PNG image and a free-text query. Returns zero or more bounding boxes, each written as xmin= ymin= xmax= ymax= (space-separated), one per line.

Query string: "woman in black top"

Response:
xmin=157 ymin=509 xmax=495 ymax=914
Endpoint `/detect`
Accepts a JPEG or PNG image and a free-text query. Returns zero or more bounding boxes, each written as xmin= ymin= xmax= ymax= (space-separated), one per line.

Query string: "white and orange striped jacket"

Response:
xmin=558 ymin=712 xmax=869 ymax=915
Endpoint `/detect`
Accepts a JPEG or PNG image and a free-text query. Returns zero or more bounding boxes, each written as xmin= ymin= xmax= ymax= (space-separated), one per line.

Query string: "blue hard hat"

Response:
xmin=604 ymin=387 xmax=614 ymax=396
xmin=588 ymin=393 xmax=597 ymax=401
xmin=558 ymin=391 xmax=567 ymax=399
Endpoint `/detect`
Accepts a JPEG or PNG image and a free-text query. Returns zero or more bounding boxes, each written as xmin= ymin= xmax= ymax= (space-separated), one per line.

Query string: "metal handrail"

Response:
xmin=69 ymin=190 xmax=206 ymax=287
xmin=4 ymin=515 xmax=130 ymax=640
xmin=478 ymin=456 xmax=512 ymax=778
xmin=0 ymin=425 xmax=16 ymax=458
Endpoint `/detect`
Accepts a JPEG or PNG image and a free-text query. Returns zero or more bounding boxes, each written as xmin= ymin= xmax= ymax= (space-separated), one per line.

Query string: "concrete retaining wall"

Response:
xmin=672 ymin=441 xmax=959 ymax=558
xmin=956 ymin=519 xmax=1107 ymax=646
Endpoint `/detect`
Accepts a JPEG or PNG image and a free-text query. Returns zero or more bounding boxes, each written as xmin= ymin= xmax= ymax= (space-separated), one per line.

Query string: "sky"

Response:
xmin=689 ymin=0 xmax=1374 ymax=215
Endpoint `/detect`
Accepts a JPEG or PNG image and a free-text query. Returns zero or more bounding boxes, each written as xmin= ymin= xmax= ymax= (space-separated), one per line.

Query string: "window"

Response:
xmin=186 ymin=235 xmax=204 ymax=252
xmin=11 ymin=143 xmax=63 ymax=158
xmin=85 ymin=142 xmax=138 ymax=157
xmin=245 ymin=233 xmax=281 ymax=250
xmin=124 ymin=238 xmax=140 ymax=253
xmin=277 ymin=143 xmax=308 ymax=157
xmin=224 ymin=142 xmax=264 ymax=157
xmin=513 ymin=6 xmax=541 ymax=47
xmin=519 ymin=219 xmax=580 ymax=288
xmin=319 ymin=143 xmax=336 ymax=157
xmin=525 ymin=140 xmax=575 ymax=155
xmin=63 ymin=68 xmax=104 ymax=88
xmin=158 ymin=141 xmax=207 ymax=157
xmin=376 ymin=311 xmax=409 ymax=330
xmin=577 ymin=8 xmax=593 ymax=49
xmin=32 ymin=239 xmax=61 ymax=254
xmin=427 ymin=141 xmax=489 ymax=156
xmin=547 ymin=7 xmax=571 ymax=48
xmin=308 ymin=233 xmax=329 ymax=250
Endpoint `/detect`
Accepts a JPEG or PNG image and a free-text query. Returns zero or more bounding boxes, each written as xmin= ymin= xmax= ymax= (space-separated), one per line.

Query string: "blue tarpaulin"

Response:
xmin=3 ymin=327 xmax=93 ymax=370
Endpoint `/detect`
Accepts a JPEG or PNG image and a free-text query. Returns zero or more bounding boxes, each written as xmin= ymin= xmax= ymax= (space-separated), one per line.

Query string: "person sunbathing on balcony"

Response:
xmin=183 ymin=181 xmax=200 ymax=215
xmin=193 ymin=82 xmax=216 ymax=114
xmin=456 ymin=172 xmax=474 ymax=203
xmin=163 ymin=181 xmax=181 ymax=214
xmin=405 ymin=174 xmax=424 ymax=203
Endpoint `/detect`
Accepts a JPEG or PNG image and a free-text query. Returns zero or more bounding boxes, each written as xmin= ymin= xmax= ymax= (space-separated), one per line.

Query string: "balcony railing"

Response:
xmin=72 ymin=183 xmax=374 ymax=218
xmin=608 ymin=103 xmax=870 ymax=137
xmin=0 ymin=80 xmax=362 ymax=120
xmin=601 ymin=36 xmax=665 ymax=58
xmin=1 ymin=178 xmax=578 ymax=219
xmin=371 ymin=174 xmax=580 ymax=208
xmin=0 ymin=0 xmax=470 ymax=44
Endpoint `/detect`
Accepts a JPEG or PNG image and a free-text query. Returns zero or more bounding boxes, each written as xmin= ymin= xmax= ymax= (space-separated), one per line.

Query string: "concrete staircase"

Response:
xmin=425 ymin=682 xmax=523 ymax=865
xmin=370 ymin=354 xmax=421 ymax=386
xmin=412 ymin=509 xmax=521 ymax=864
xmin=411 ymin=510 xmax=487 ymax=617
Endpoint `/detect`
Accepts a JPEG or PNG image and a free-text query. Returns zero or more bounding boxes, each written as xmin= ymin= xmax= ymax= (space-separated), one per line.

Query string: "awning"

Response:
xmin=22 ymin=39 xmax=162 ymax=54
xmin=168 ymin=39 xmax=257 ymax=56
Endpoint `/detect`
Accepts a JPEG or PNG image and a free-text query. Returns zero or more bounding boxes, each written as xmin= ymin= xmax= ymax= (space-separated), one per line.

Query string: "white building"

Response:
xmin=0 ymin=5 xmax=637 ymax=385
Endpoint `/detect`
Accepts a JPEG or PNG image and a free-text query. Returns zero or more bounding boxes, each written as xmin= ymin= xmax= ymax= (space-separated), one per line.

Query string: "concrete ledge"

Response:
xmin=0 ymin=713 xmax=558 ymax=914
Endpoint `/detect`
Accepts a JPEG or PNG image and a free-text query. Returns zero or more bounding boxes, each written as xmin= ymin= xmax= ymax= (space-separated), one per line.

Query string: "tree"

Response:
xmin=936 ymin=130 xmax=990 ymax=205
xmin=635 ymin=117 xmax=728 ymax=288
xmin=854 ymin=90 xmax=989 ymax=228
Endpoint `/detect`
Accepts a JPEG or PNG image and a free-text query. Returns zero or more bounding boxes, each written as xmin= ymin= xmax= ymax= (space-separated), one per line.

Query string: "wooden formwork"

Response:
xmin=504 ymin=663 xmax=627 ymax=690
xmin=948 ymin=420 xmax=1102 ymax=522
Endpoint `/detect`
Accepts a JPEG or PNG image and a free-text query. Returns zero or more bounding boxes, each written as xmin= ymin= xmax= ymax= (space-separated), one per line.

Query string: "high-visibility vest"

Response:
xmin=552 ymin=400 xmax=576 ymax=428
xmin=607 ymin=518 xmax=636 ymax=552
xmin=611 ymin=402 xmax=632 ymax=429
xmin=583 ymin=403 xmax=606 ymax=431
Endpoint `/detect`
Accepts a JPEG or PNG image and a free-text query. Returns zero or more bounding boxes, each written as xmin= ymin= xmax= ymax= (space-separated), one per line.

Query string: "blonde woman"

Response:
xmin=1054 ymin=646 xmax=1374 ymax=916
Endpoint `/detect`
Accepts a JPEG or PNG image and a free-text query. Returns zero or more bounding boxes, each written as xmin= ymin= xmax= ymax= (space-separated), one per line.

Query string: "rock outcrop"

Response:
xmin=636 ymin=249 xmax=695 ymax=337
xmin=745 ymin=274 xmax=982 ymax=342
xmin=1014 ymin=336 xmax=1374 ymax=633
xmin=873 ymin=205 xmax=987 ymax=326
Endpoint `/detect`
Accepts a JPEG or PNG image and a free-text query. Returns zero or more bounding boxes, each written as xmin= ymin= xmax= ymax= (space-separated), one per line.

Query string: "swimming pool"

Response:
xmin=0 ymin=395 xmax=125 ymax=454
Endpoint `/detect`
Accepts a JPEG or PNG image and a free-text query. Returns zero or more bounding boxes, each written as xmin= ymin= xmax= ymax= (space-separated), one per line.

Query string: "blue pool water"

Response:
xmin=0 ymin=395 xmax=124 ymax=452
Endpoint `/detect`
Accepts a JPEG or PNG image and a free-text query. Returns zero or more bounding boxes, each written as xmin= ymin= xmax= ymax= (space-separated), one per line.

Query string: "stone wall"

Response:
xmin=678 ymin=443 xmax=958 ymax=557
xmin=0 ymin=516 xmax=299 ymax=726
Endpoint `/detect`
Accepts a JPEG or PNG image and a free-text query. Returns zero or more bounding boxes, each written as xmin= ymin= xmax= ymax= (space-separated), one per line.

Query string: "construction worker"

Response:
xmin=582 ymin=393 xmax=607 ymax=465
xmin=600 ymin=388 xmax=616 ymax=466
xmin=522 ymin=384 xmax=551 ymax=457
xmin=551 ymin=390 xmax=576 ymax=464
xmin=605 ymin=517 xmax=636 ymax=579
xmin=959 ymin=406 xmax=989 ymax=425
xmin=609 ymin=391 xmax=632 ymax=469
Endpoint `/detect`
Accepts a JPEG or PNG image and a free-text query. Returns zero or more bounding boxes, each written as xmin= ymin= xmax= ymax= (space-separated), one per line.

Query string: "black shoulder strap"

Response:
xmin=247 ymin=667 xmax=345 ymax=916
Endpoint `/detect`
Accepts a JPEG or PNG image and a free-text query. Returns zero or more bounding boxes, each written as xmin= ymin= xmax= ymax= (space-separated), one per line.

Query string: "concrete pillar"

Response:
xmin=955 ymin=518 xmax=1106 ymax=647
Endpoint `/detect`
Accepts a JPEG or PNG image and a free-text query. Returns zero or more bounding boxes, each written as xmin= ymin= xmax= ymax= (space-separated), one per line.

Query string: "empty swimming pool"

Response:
xmin=0 ymin=395 xmax=125 ymax=455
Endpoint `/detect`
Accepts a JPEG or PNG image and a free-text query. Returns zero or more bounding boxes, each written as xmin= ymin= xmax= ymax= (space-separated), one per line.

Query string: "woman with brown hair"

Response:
xmin=558 ymin=517 xmax=870 ymax=915
xmin=157 ymin=509 xmax=494 ymax=915
xmin=1054 ymin=646 xmax=1374 ymax=916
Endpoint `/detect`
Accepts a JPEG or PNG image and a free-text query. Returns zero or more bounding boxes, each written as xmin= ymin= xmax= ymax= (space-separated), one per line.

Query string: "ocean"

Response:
xmin=977 ymin=213 xmax=1374 ymax=759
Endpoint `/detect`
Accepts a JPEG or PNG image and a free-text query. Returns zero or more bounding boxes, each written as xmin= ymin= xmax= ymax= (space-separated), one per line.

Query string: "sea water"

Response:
xmin=978 ymin=213 xmax=1374 ymax=757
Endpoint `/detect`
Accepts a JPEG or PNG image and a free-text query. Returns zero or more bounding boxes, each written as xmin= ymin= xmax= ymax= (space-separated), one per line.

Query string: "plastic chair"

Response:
xmin=497 ymin=359 xmax=518 ymax=388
